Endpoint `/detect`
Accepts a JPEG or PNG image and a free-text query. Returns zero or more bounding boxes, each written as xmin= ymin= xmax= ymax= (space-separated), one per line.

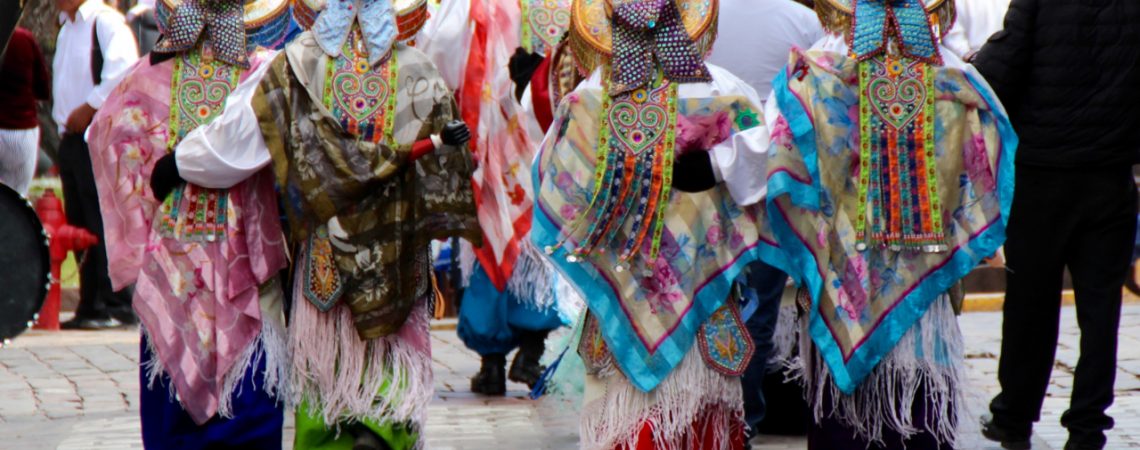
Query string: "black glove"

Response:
xmin=508 ymin=47 xmax=545 ymax=102
xmin=441 ymin=120 xmax=471 ymax=146
xmin=671 ymin=151 xmax=717 ymax=193
xmin=150 ymin=152 xmax=184 ymax=201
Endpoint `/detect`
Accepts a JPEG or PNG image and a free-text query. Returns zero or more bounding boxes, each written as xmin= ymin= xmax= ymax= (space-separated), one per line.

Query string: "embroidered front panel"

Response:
xmin=303 ymin=227 xmax=344 ymax=312
xmin=697 ymin=301 xmax=753 ymax=376
xmin=159 ymin=47 xmax=242 ymax=242
xmin=549 ymin=72 xmax=678 ymax=270
xmin=521 ymin=0 xmax=570 ymax=55
xmin=855 ymin=56 xmax=945 ymax=253
xmin=577 ymin=311 xmax=615 ymax=375
xmin=322 ymin=27 xmax=399 ymax=144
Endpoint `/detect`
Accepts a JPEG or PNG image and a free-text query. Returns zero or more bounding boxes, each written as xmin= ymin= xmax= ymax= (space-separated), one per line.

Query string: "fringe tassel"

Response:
xmin=791 ymin=295 xmax=966 ymax=447
xmin=141 ymin=284 xmax=292 ymax=418
xmin=289 ymin=260 xmax=434 ymax=430
xmin=506 ymin=240 xmax=557 ymax=310
xmin=579 ymin=344 xmax=745 ymax=450
xmin=767 ymin=303 xmax=800 ymax=371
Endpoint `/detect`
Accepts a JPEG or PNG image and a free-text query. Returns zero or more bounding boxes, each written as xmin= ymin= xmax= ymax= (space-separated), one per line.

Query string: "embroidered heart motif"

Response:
xmin=332 ymin=67 xmax=389 ymax=124
xmin=528 ymin=0 xmax=571 ymax=51
xmin=866 ymin=59 xmax=927 ymax=130
xmin=608 ymin=91 xmax=669 ymax=155
xmin=176 ymin=68 xmax=238 ymax=129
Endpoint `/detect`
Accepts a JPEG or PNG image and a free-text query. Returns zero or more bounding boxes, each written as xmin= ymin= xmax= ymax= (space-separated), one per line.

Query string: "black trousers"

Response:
xmin=58 ymin=133 xmax=133 ymax=321
xmin=990 ymin=164 xmax=1137 ymax=445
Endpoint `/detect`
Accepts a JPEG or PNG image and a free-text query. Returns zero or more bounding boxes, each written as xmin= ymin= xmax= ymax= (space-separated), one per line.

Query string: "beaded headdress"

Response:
xmin=816 ymin=0 xmax=958 ymax=253
xmin=293 ymin=0 xmax=429 ymax=65
xmin=154 ymin=0 xmax=292 ymax=68
xmin=547 ymin=0 xmax=717 ymax=271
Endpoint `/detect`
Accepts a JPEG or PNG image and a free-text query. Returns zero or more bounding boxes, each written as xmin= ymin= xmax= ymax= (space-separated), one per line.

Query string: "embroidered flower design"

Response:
xmin=559 ymin=204 xmax=579 ymax=221
xmin=639 ymin=258 xmax=683 ymax=315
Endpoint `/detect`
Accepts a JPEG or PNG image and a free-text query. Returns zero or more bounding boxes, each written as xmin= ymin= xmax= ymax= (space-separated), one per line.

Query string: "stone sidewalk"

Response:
xmin=1 ymin=306 xmax=1139 ymax=449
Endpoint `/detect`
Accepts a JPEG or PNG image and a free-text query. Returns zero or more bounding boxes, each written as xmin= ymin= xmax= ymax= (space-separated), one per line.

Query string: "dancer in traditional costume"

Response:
xmin=532 ymin=0 xmax=774 ymax=447
xmin=86 ymin=0 xmax=294 ymax=447
xmin=417 ymin=0 xmax=576 ymax=395
xmin=171 ymin=0 xmax=481 ymax=447
xmin=761 ymin=0 xmax=1016 ymax=448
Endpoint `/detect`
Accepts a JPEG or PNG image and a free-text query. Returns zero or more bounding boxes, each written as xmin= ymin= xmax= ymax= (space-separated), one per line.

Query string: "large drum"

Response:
xmin=0 ymin=184 xmax=50 ymax=347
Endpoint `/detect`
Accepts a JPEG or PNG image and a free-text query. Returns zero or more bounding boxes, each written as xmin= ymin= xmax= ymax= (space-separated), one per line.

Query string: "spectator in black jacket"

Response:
xmin=973 ymin=1 xmax=1140 ymax=450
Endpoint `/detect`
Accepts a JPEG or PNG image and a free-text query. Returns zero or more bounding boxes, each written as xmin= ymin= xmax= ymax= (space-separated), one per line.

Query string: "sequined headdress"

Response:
xmin=153 ymin=0 xmax=292 ymax=68
xmin=816 ymin=0 xmax=959 ymax=253
xmin=548 ymin=0 xmax=717 ymax=271
xmin=292 ymin=0 xmax=429 ymax=66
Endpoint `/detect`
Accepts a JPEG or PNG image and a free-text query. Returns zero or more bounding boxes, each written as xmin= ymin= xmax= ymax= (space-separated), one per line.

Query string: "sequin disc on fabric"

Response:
xmin=855 ymin=56 xmax=946 ymax=252
xmin=159 ymin=47 xmax=242 ymax=242
xmin=697 ymin=301 xmax=753 ymax=376
xmin=322 ymin=26 xmax=399 ymax=144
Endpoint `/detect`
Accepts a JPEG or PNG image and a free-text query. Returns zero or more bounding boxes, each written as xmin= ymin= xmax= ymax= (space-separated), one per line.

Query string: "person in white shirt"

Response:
xmin=52 ymin=0 xmax=137 ymax=330
xmin=707 ymin=0 xmax=826 ymax=102
xmin=942 ymin=0 xmax=1012 ymax=59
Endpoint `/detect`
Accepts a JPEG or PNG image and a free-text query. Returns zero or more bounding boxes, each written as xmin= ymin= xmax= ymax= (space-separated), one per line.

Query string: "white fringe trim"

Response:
xmin=791 ymin=294 xmax=966 ymax=447
xmin=141 ymin=283 xmax=292 ymax=419
xmin=580 ymin=344 xmax=745 ymax=450
xmin=288 ymin=260 xmax=434 ymax=432
xmin=506 ymin=240 xmax=557 ymax=310
xmin=767 ymin=303 xmax=800 ymax=371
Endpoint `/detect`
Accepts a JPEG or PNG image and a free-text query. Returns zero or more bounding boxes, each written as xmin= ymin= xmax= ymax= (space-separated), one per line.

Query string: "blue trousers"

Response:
xmin=140 ymin=334 xmax=284 ymax=449
xmin=739 ymin=260 xmax=789 ymax=433
xmin=457 ymin=262 xmax=563 ymax=356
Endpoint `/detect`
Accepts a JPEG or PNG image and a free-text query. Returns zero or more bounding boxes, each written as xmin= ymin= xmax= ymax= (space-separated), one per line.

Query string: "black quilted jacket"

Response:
xmin=972 ymin=0 xmax=1140 ymax=169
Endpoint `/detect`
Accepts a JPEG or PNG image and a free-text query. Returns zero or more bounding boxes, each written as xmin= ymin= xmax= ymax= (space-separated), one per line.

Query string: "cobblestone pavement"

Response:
xmin=1 ymin=306 xmax=1138 ymax=449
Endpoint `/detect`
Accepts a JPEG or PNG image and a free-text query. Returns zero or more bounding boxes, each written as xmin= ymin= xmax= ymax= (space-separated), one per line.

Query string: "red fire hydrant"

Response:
xmin=34 ymin=189 xmax=98 ymax=330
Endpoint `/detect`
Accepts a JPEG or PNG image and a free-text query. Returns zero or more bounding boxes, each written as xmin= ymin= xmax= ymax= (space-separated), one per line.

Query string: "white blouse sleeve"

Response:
xmin=705 ymin=65 xmax=770 ymax=207
xmin=174 ymin=58 xmax=275 ymax=189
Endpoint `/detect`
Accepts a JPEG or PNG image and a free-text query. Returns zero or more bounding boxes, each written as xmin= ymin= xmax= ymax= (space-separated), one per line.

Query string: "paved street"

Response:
xmin=1 ymin=306 xmax=1138 ymax=449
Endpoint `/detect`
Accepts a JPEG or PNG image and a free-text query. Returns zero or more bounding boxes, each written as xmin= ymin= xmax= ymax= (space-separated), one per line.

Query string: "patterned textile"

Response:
xmin=854 ymin=56 xmax=945 ymax=252
xmin=549 ymin=73 xmax=679 ymax=266
xmin=311 ymin=0 xmax=398 ymax=66
xmin=154 ymin=0 xmax=294 ymax=58
xmin=850 ymin=0 xmax=942 ymax=64
xmin=764 ymin=48 xmax=1016 ymax=394
xmin=532 ymin=88 xmax=772 ymax=392
xmin=697 ymin=302 xmax=753 ymax=376
xmin=322 ymin=27 xmax=398 ymax=143
xmin=520 ymin=0 xmax=570 ymax=55
xmin=152 ymin=0 xmax=250 ymax=67
xmin=608 ymin=0 xmax=711 ymax=95
xmin=158 ymin=49 xmax=243 ymax=242
xmin=253 ymin=34 xmax=480 ymax=339
xmin=302 ymin=227 xmax=344 ymax=312
xmin=87 ymin=49 xmax=289 ymax=425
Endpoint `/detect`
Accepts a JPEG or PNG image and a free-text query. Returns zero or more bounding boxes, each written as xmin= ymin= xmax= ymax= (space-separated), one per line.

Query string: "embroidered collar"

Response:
xmin=850 ymin=0 xmax=942 ymax=64
xmin=608 ymin=0 xmax=710 ymax=94
xmin=311 ymin=0 xmax=396 ymax=66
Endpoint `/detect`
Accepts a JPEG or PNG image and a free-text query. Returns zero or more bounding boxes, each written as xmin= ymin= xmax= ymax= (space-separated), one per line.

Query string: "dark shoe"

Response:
xmin=508 ymin=351 xmax=545 ymax=389
xmin=61 ymin=317 xmax=124 ymax=330
xmin=471 ymin=354 xmax=506 ymax=396
xmin=1064 ymin=433 xmax=1106 ymax=450
xmin=981 ymin=416 xmax=1031 ymax=450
